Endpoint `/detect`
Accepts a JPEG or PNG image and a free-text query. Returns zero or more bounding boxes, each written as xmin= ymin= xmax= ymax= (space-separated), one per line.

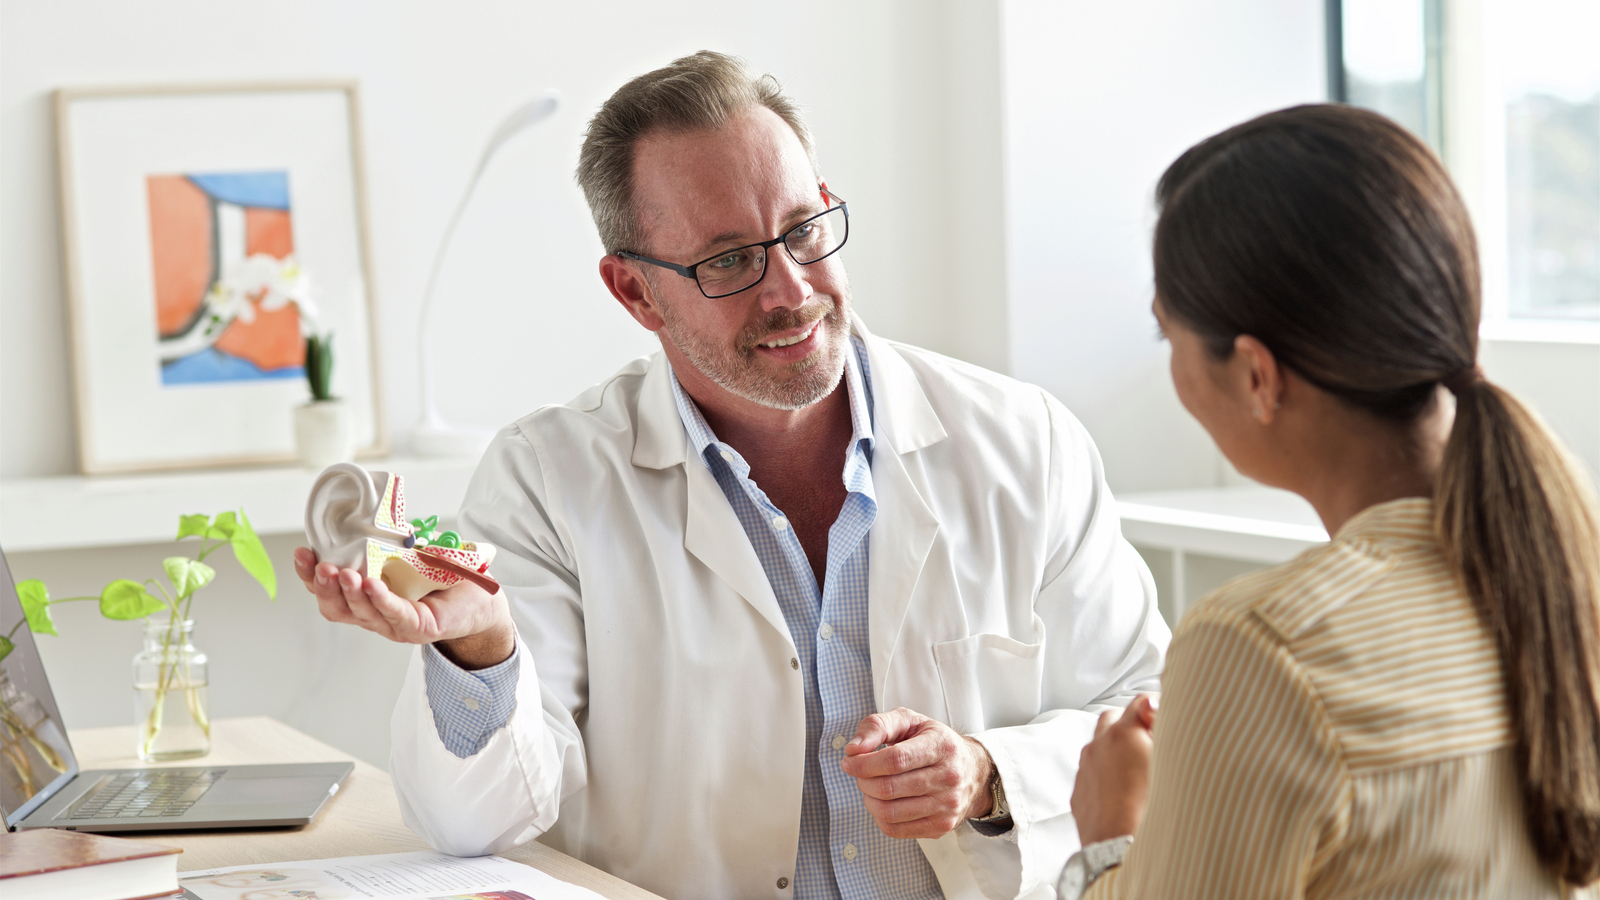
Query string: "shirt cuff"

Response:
xmin=421 ymin=640 xmax=520 ymax=759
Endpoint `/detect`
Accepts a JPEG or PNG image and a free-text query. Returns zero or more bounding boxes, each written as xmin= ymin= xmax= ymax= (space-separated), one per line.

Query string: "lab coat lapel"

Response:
xmin=857 ymin=317 xmax=947 ymax=708
xmin=683 ymin=453 xmax=793 ymax=645
xmin=633 ymin=352 xmax=793 ymax=647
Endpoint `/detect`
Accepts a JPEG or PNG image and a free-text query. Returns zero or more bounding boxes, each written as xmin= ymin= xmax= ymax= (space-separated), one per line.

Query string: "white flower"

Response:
xmin=210 ymin=254 xmax=320 ymax=328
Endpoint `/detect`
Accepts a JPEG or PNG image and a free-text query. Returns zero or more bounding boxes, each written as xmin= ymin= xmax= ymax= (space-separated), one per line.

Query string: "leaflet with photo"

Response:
xmin=179 ymin=851 xmax=609 ymax=900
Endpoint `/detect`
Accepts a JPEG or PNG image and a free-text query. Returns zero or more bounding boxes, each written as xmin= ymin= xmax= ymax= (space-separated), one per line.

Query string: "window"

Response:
xmin=1332 ymin=0 xmax=1600 ymax=332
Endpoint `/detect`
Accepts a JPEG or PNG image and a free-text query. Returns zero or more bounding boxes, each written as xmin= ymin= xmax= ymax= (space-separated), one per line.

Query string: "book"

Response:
xmin=0 ymin=829 xmax=181 ymax=900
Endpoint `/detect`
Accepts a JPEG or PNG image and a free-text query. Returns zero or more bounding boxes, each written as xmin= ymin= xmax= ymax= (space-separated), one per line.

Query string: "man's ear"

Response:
xmin=599 ymin=255 xmax=665 ymax=332
xmin=1233 ymin=334 xmax=1284 ymax=425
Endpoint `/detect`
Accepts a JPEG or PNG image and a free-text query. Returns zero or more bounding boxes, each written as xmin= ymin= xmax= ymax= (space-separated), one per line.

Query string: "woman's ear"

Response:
xmin=1233 ymin=334 xmax=1284 ymax=425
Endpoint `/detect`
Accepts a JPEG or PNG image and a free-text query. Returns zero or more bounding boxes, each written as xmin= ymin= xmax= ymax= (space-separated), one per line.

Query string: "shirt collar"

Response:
xmin=669 ymin=334 xmax=876 ymax=468
xmin=1333 ymin=496 xmax=1435 ymax=545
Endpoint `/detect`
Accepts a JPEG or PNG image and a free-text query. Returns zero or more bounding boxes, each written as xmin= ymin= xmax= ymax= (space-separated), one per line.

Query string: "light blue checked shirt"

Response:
xmin=422 ymin=336 xmax=942 ymax=899
xmin=665 ymin=337 xmax=942 ymax=900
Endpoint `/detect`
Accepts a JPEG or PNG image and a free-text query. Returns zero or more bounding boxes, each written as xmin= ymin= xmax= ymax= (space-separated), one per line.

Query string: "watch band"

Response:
xmin=1056 ymin=835 xmax=1133 ymax=900
xmin=969 ymin=768 xmax=1013 ymax=835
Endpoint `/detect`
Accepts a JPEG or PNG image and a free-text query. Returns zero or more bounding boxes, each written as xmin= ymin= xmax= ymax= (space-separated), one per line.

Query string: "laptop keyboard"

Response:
xmin=63 ymin=769 xmax=225 ymax=820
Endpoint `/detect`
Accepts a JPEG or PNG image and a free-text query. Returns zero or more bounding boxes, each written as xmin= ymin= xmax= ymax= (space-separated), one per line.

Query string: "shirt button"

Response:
xmin=459 ymin=696 xmax=481 ymax=711
xmin=843 ymin=843 xmax=857 ymax=861
xmin=720 ymin=450 xmax=734 ymax=462
xmin=772 ymin=516 xmax=789 ymax=531
xmin=777 ymin=877 xmax=789 ymax=889
xmin=791 ymin=657 xmax=800 ymax=670
xmin=831 ymin=735 xmax=846 ymax=750
xmin=819 ymin=622 xmax=833 ymax=640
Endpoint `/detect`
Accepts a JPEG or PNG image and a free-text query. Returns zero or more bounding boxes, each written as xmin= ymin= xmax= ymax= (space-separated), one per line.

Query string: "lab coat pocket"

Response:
xmin=932 ymin=632 xmax=1044 ymax=735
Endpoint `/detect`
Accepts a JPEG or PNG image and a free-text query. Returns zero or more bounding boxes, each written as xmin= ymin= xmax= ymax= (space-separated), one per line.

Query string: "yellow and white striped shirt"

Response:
xmin=1089 ymin=498 xmax=1596 ymax=899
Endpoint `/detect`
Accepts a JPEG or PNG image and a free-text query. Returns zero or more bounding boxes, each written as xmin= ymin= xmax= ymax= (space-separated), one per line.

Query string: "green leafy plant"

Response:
xmin=305 ymin=332 xmax=335 ymax=402
xmin=7 ymin=510 xmax=275 ymax=756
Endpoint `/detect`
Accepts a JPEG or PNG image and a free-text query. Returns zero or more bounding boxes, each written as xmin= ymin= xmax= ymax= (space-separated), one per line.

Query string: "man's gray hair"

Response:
xmin=576 ymin=50 xmax=818 ymax=256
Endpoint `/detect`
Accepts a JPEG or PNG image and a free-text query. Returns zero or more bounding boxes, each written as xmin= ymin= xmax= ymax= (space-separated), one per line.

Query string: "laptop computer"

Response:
xmin=0 ymin=546 xmax=353 ymax=833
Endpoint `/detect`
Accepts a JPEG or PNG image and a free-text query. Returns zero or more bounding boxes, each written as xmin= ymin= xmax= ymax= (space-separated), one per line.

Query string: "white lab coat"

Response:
xmin=390 ymin=316 xmax=1168 ymax=900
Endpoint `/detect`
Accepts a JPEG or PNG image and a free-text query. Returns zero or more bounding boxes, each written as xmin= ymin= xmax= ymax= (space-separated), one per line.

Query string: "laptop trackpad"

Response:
xmin=197 ymin=776 xmax=334 ymax=807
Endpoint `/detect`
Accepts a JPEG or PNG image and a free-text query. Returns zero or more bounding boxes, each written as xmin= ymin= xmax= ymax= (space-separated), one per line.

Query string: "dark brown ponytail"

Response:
xmin=1437 ymin=376 xmax=1600 ymax=882
xmin=1154 ymin=103 xmax=1600 ymax=884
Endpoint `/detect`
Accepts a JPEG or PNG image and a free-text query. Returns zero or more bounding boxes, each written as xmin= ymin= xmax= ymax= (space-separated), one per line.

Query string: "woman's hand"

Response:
xmin=1072 ymin=694 xmax=1157 ymax=845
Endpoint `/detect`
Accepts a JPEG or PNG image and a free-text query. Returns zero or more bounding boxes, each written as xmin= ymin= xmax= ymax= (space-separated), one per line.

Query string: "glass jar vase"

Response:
xmin=132 ymin=618 xmax=210 ymax=761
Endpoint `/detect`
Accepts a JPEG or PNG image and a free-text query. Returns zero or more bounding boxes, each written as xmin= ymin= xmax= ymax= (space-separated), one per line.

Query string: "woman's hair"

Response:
xmin=1153 ymin=103 xmax=1600 ymax=884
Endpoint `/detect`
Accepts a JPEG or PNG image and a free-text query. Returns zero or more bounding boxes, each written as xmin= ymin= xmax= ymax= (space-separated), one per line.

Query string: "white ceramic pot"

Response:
xmin=294 ymin=400 xmax=355 ymax=469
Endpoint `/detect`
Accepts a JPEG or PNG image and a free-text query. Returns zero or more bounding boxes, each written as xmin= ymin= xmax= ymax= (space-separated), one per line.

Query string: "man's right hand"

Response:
xmin=292 ymin=547 xmax=516 ymax=670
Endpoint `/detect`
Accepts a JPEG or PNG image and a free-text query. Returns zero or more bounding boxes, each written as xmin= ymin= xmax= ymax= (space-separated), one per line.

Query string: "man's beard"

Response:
xmin=659 ymin=291 xmax=851 ymax=411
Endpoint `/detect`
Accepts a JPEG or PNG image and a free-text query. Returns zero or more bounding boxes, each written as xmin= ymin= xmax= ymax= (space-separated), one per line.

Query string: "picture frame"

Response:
xmin=55 ymin=81 xmax=386 ymax=474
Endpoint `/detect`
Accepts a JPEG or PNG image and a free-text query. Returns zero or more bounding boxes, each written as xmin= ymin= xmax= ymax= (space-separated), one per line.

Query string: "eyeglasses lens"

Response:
xmin=785 ymin=205 xmax=847 ymax=265
xmin=697 ymin=247 xmax=766 ymax=297
xmin=695 ymin=205 xmax=847 ymax=298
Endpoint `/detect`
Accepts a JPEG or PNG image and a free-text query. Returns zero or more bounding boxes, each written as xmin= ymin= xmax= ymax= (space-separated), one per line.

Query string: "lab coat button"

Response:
xmin=460 ymin=696 xmax=481 ymax=711
xmin=831 ymin=735 xmax=846 ymax=750
xmin=819 ymin=623 xmax=833 ymax=640
xmin=777 ymin=877 xmax=789 ymax=889
xmin=790 ymin=657 xmax=799 ymax=670
xmin=843 ymin=843 xmax=857 ymax=861
xmin=772 ymin=516 xmax=789 ymax=531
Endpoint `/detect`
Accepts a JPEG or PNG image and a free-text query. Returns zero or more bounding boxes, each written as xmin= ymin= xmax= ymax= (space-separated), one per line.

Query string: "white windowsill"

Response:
xmin=1480 ymin=318 xmax=1600 ymax=344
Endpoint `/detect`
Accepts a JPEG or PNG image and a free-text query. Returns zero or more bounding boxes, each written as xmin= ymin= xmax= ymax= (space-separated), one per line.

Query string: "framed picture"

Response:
xmin=55 ymin=81 xmax=385 ymax=474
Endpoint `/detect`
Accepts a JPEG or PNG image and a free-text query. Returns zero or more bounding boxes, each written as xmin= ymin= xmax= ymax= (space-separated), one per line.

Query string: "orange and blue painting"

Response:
xmin=147 ymin=171 xmax=307 ymax=385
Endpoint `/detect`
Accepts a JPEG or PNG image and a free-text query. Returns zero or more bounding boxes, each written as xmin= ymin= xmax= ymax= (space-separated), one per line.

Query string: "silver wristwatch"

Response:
xmin=968 ymin=769 xmax=1012 ymax=835
xmin=1057 ymin=835 xmax=1132 ymax=899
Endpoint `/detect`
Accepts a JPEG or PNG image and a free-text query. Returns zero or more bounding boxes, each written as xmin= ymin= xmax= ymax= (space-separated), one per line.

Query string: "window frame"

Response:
xmin=1327 ymin=0 xmax=1600 ymax=343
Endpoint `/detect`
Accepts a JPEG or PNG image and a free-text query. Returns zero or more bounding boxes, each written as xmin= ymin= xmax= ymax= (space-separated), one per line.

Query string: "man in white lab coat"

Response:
xmin=294 ymin=51 xmax=1167 ymax=900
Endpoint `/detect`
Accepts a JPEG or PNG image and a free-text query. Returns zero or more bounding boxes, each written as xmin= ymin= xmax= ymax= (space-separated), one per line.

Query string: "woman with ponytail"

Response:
xmin=1060 ymin=104 xmax=1600 ymax=899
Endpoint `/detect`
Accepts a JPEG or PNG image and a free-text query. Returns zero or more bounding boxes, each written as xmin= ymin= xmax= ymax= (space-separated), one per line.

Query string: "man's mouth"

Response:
xmin=759 ymin=321 xmax=818 ymax=349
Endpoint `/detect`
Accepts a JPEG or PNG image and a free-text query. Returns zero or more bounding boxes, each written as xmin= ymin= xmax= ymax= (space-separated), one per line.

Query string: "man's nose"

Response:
xmin=756 ymin=247 xmax=813 ymax=311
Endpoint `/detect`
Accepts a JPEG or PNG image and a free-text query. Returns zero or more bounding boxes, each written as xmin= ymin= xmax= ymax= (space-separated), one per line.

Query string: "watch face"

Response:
xmin=1059 ymin=857 xmax=1087 ymax=896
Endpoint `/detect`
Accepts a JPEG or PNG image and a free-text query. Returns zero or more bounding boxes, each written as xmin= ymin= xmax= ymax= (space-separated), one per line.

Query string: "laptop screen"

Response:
xmin=0 ymin=546 xmax=81 ymax=829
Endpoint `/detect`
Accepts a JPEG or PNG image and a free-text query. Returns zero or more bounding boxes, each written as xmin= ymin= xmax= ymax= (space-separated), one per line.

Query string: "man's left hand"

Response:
xmin=841 ymin=707 xmax=995 ymax=839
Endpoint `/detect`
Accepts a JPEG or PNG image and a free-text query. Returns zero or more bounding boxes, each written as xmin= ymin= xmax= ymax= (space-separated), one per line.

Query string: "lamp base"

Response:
xmin=410 ymin=423 xmax=496 ymax=459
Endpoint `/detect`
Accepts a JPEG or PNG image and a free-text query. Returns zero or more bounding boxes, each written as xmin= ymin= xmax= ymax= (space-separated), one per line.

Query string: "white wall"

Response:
xmin=0 ymin=0 xmax=1007 ymax=767
xmin=0 ymin=0 xmax=1006 ymax=481
xmin=1002 ymin=0 xmax=1330 ymax=495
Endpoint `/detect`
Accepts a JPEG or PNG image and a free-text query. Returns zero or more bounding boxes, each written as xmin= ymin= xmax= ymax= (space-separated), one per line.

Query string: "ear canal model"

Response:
xmin=305 ymin=462 xmax=404 ymax=570
xmin=303 ymin=461 xmax=500 ymax=601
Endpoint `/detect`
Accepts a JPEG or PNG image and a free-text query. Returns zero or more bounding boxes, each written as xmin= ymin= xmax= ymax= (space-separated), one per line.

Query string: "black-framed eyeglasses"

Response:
xmin=618 ymin=192 xmax=849 ymax=299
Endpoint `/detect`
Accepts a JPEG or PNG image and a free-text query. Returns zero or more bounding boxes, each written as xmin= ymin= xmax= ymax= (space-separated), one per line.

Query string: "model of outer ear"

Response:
xmin=304 ymin=462 xmax=499 ymax=601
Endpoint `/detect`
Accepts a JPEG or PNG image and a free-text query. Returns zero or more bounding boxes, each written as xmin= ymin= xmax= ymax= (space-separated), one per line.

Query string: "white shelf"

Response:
xmin=1118 ymin=485 xmax=1328 ymax=565
xmin=0 ymin=456 xmax=481 ymax=552
xmin=1118 ymin=486 xmax=1329 ymax=618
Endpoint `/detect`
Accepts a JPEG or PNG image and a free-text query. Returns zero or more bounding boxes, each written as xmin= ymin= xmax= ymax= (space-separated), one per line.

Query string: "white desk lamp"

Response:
xmin=412 ymin=90 xmax=561 ymax=457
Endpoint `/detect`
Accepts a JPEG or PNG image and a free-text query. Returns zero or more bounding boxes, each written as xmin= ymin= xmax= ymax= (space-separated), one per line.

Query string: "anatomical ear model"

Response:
xmin=304 ymin=462 xmax=498 ymax=601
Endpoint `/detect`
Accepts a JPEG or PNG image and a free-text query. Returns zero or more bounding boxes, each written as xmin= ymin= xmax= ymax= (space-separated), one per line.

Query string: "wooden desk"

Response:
xmin=69 ymin=716 xmax=663 ymax=899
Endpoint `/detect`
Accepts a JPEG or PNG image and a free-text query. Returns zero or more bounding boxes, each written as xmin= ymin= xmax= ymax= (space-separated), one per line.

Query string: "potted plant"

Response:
xmin=295 ymin=331 xmax=355 ymax=469
xmin=11 ymin=510 xmax=275 ymax=760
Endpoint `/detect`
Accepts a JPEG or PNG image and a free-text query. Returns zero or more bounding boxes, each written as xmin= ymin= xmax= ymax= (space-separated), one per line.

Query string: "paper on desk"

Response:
xmin=177 ymin=850 xmax=609 ymax=900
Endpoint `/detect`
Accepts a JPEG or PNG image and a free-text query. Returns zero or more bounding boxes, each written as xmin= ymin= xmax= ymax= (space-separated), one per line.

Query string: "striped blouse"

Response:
xmin=1087 ymin=497 xmax=1596 ymax=899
